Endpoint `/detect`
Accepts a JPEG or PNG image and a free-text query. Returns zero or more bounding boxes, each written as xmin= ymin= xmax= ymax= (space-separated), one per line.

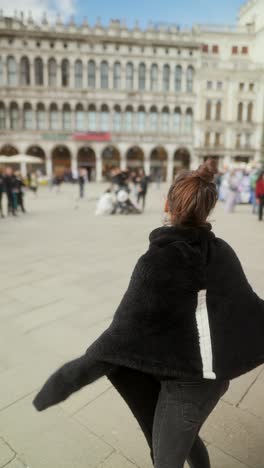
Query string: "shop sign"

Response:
xmin=73 ymin=132 xmax=111 ymax=142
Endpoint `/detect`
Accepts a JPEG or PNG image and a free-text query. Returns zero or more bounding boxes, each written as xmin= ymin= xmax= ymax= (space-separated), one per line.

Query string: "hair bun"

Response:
xmin=195 ymin=158 xmax=218 ymax=183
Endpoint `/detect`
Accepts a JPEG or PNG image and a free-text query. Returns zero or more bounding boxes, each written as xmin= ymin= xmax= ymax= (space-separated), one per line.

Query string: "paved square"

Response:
xmin=0 ymin=184 xmax=264 ymax=468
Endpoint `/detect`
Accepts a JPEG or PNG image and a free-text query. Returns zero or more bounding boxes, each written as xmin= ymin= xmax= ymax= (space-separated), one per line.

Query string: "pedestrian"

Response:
xmin=14 ymin=171 xmax=26 ymax=213
xmin=249 ymin=168 xmax=259 ymax=214
xmin=224 ymin=170 xmax=239 ymax=213
xmin=78 ymin=168 xmax=86 ymax=199
xmin=4 ymin=167 xmax=17 ymax=216
xmin=33 ymin=159 xmax=264 ymax=468
xmin=256 ymin=171 xmax=264 ymax=221
xmin=0 ymin=168 xmax=5 ymax=218
xmin=29 ymin=171 xmax=38 ymax=196
xmin=137 ymin=169 xmax=149 ymax=211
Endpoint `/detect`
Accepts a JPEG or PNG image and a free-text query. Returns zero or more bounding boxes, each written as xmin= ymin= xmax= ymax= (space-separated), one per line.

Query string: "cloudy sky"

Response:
xmin=0 ymin=0 xmax=246 ymax=27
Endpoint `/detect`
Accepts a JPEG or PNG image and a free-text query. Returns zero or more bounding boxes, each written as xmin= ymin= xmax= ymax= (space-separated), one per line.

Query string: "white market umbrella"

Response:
xmin=0 ymin=155 xmax=13 ymax=163
xmin=7 ymin=154 xmax=43 ymax=164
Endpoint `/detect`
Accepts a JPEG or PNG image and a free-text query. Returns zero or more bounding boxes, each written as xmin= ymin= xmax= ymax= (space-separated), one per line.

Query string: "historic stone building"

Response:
xmin=0 ymin=0 xmax=263 ymax=181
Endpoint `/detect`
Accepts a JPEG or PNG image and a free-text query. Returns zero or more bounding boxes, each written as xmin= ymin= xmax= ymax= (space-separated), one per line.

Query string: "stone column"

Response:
xmin=57 ymin=62 xmax=62 ymax=88
xmin=145 ymin=65 xmax=150 ymax=92
xmin=71 ymin=155 xmax=78 ymax=175
xmin=43 ymin=61 xmax=48 ymax=87
xmin=29 ymin=60 xmax=34 ymax=86
xmin=167 ymin=152 xmax=174 ymax=184
xmin=144 ymin=157 xmax=150 ymax=176
xmin=46 ymin=156 xmax=53 ymax=178
xmin=120 ymin=156 xmax=126 ymax=171
xmin=70 ymin=63 xmax=75 ymax=89
xmin=96 ymin=156 xmax=103 ymax=182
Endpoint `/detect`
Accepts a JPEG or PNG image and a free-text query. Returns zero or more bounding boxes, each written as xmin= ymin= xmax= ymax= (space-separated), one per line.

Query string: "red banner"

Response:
xmin=73 ymin=132 xmax=111 ymax=142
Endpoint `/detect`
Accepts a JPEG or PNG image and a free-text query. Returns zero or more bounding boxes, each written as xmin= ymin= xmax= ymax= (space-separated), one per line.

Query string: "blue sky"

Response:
xmin=76 ymin=0 xmax=245 ymax=28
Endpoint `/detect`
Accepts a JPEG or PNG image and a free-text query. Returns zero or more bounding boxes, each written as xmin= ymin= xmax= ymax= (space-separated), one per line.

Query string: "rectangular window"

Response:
xmin=245 ymin=134 xmax=251 ymax=148
xmin=0 ymin=108 xmax=5 ymax=129
xmin=239 ymin=82 xmax=244 ymax=91
xmin=207 ymin=81 xmax=213 ymax=90
xmin=202 ymin=44 xmax=209 ymax=53
xmin=63 ymin=112 xmax=71 ymax=130
xmin=88 ymin=111 xmax=96 ymax=131
xmin=212 ymin=45 xmax=219 ymax=54
xmin=232 ymin=46 xmax=238 ymax=55
xmin=217 ymin=81 xmax=223 ymax=90
xmin=37 ymin=111 xmax=46 ymax=130
xmin=205 ymin=132 xmax=210 ymax=147
xmin=249 ymin=83 xmax=254 ymax=91
xmin=236 ymin=134 xmax=241 ymax=148
xmin=215 ymin=133 xmax=221 ymax=147
xmin=242 ymin=46 xmax=248 ymax=55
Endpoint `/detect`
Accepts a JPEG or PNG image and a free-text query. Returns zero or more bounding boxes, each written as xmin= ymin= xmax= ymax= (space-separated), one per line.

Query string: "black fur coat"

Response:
xmin=33 ymin=224 xmax=264 ymax=411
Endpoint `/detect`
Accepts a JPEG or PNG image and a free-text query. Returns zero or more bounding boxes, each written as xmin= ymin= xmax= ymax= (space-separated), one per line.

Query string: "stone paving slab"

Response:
xmin=0 ymin=437 xmax=15 ymax=466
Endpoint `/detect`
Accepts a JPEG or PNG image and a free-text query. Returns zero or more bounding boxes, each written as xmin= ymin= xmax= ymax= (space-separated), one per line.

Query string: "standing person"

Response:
xmin=137 ymin=169 xmax=149 ymax=211
xmin=78 ymin=168 xmax=86 ymax=199
xmin=224 ymin=170 xmax=239 ymax=213
xmin=0 ymin=169 xmax=5 ymax=218
xmin=34 ymin=159 xmax=264 ymax=468
xmin=256 ymin=171 xmax=264 ymax=221
xmin=29 ymin=171 xmax=38 ymax=196
xmin=14 ymin=171 xmax=26 ymax=213
xmin=4 ymin=167 xmax=17 ymax=216
xmin=250 ymin=168 xmax=260 ymax=215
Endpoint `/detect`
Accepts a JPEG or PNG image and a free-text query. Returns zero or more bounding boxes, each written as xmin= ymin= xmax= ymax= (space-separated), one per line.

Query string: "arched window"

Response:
xmin=126 ymin=62 xmax=134 ymax=90
xmin=216 ymin=101 xmax=222 ymax=121
xmin=88 ymin=104 xmax=97 ymax=131
xmin=163 ymin=65 xmax=170 ymax=92
xmin=175 ymin=65 xmax=182 ymax=92
xmin=124 ymin=105 xmax=133 ymax=131
xmin=101 ymin=104 xmax=109 ymax=131
xmin=48 ymin=59 xmax=57 ymax=87
xmin=149 ymin=106 xmax=158 ymax=132
xmin=34 ymin=57 xmax=43 ymax=86
xmin=0 ymin=58 xmax=3 ymax=86
xmin=138 ymin=63 xmax=146 ymax=91
xmin=150 ymin=64 xmax=158 ymax=91
xmin=88 ymin=60 xmax=96 ymax=88
xmin=0 ymin=102 xmax=5 ymax=129
xmin=36 ymin=103 xmax=46 ymax=130
xmin=185 ymin=108 xmax=193 ymax=133
xmin=10 ymin=102 xmax=19 ymax=130
xmin=100 ymin=61 xmax=109 ymax=89
xmin=186 ymin=66 xmax=194 ymax=93
xmin=247 ymin=102 xmax=253 ymax=123
xmin=137 ymin=105 xmax=145 ymax=132
xmin=50 ymin=103 xmax=59 ymax=130
xmin=76 ymin=103 xmax=85 ymax=130
xmin=62 ymin=103 xmax=71 ymax=130
xmin=173 ymin=107 xmax=182 ymax=133
xmin=238 ymin=102 xmax=243 ymax=122
xmin=7 ymin=56 xmax=17 ymax=86
xmin=113 ymin=62 xmax=121 ymax=89
xmin=20 ymin=57 xmax=30 ymax=85
xmin=161 ymin=107 xmax=170 ymax=132
xmin=206 ymin=101 xmax=212 ymax=120
xmin=62 ymin=59 xmax=70 ymax=87
xmin=74 ymin=60 xmax=83 ymax=89
xmin=113 ymin=105 xmax=121 ymax=131
xmin=23 ymin=103 xmax=33 ymax=129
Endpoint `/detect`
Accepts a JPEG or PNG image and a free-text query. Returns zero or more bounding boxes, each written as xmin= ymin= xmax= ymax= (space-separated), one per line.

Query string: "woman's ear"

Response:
xmin=164 ymin=199 xmax=169 ymax=213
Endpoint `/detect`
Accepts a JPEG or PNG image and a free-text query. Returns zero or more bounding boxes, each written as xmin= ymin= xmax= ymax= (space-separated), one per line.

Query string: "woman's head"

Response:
xmin=165 ymin=158 xmax=218 ymax=226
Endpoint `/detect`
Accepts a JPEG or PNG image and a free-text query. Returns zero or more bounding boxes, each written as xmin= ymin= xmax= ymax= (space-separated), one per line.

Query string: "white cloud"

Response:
xmin=0 ymin=0 xmax=76 ymax=23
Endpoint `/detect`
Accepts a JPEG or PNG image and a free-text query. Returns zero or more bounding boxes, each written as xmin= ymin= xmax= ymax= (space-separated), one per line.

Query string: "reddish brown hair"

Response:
xmin=167 ymin=158 xmax=218 ymax=226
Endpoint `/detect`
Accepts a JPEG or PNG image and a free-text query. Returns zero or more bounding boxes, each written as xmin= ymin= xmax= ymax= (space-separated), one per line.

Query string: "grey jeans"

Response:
xmin=153 ymin=379 xmax=229 ymax=468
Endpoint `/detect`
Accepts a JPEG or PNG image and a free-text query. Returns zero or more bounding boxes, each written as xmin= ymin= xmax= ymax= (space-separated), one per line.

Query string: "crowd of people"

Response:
xmin=216 ymin=167 xmax=264 ymax=220
xmin=0 ymin=167 xmax=38 ymax=218
xmin=96 ymin=168 xmax=149 ymax=216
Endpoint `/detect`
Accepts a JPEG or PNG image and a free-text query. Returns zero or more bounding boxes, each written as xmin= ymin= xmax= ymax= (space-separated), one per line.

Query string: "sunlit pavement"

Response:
xmin=0 ymin=183 xmax=263 ymax=468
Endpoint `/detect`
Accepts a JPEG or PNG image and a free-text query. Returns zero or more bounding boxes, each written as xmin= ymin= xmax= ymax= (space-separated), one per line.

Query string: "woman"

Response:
xmin=256 ymin=171 xmax=264 ymax=221
xmin=33 ymin=159 xmax=264 ymax=468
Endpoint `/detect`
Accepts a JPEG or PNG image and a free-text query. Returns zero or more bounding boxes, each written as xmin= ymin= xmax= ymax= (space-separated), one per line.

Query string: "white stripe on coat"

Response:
xmin=195 ymin=290 xmax=216 ymax=380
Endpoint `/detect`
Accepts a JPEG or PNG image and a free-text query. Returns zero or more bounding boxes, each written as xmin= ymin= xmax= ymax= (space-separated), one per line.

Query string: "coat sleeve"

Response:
xmin=33 ymin=354 xmax=117 ymax=412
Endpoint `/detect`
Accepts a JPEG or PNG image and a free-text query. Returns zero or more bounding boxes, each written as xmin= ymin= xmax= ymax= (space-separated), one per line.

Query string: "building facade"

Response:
xmin=0 ymin=0 xmax=263 ymax=182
